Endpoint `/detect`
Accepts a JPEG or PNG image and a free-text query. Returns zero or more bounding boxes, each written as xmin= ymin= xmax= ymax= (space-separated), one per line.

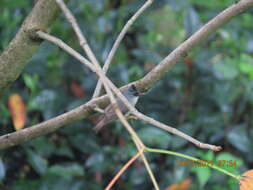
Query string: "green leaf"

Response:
xmin=227 ymin=125 xmax=251 ymax=153
xmin=213 ymin=59 xmax=238 ymax=80
xmin=239 ymin=53 xmax=253 ymax=79
xmin=192 ymin=166 xmax=211 ymax=187
xmin=85 ymin=153 xmax=104 ymax=169
xmin=54 ymin=145 xmax=74 ymax=158
xmin=26 ymin=137 xmax=56 ymax=158
xmin=27 ymin=150 xmax=48 ymax=175
xmin=216 ymin=152 xmax=242 ymax=173
xmin=197 ymin=150 xmax=214 ymax=161
xmin=128 ymin=65 xmax=144 ymax=81
xmin=0 ymin=103 xmax=10 ymax=123
xmin=69 ymin=134 xmax=99 ymax=153
xmin=48 ymin=164 xmax=84 ymax=177
xmin=138 ymin=127 xmax=171 ymax=149
xmin=23 ymin=74 xmax=39 ymax=94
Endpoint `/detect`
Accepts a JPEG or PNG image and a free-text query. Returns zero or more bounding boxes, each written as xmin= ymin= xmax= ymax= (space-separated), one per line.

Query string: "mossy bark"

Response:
xmin=0 ymin=0 xmax=67 ymax=96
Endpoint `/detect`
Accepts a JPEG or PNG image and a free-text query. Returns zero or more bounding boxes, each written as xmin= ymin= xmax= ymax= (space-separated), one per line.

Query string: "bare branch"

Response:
xmin=0 ymin=30 xmax=221 ymax=151
xmin=53 ymin=0 xmax=159 ymax=184
xmin=55 ymin=0 xmax=100 ymax=66
xmin=140 ymin=152 xmax=160 ymax=190
xmin=92 ymin=0 xmax=153 ymax=98
xmin=136 ymin=0 xmax=253 ymax=91
xmin=51 ymin=1 xmax=160 ymax=183
xmin=105 ymin=150 xmax=143 ymax=190
xmin=52 ymin=1 xmax=141 ymax=145
xmin=1 ymin=0 xmax=253 ymax=150
xmin=36 ymin=31 xmax=144 ymax=145
xmin=137 ymin=113 xmax=222 ymax=151
xmin=51 ymin=1 xmax=148 ymax=151
xmin=0 ymin=103 xmax=96 ymax=149
xmin=97 ymin=73 xmax=222 ymax=151
xmin=0 ymin=0 xmax=68 ymax=96
xmin=36 ymin=31 xmax=221 ymax=151
xmin=36 ymin=31 xmax=96 ymax=71
xmin=34 ymin=22 xmax=218 ymax=150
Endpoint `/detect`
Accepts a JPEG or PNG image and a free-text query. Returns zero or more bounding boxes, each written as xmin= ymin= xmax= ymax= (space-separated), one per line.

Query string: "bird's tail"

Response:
xmin=93 ymin=120 xmax=105 ymax=133
xmin=88 ymin=113 xmax=104 ymax=133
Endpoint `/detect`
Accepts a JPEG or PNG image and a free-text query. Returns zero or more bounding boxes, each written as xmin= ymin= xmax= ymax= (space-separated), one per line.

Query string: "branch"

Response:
xmin=53 ymin=0 xmax=144 ymax=147
xmin=0 ymin=0 xmax=252 ymax=149
xmin=0 ymin=0 xmax=68 ymax=96
xmin=52 ymin=1 xmax=159 ymax=188
xmin=37 ymin=28 xmax=159 ymax=188
xmin=0 ymin=103 xmax=96 ymax=149
xmin=94 ymin=70 xmax=222 ymax=151
xmin=55 ymin=0 xmax=100 ymax=67
xmin=135 ymin=0 xmax=253 ymax=91
xmin=105 ymin=150 xmax=143 ymax=190
xmin=36 ymin=31 xmax=96 ymax=71
xmin=35 ymin=31 xmax=221 ymax=152
xmin=92 ymin=0 xmax=153 ymax=98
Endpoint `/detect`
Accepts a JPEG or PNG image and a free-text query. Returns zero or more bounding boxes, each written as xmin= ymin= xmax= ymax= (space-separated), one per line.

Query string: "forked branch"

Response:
xmin=1 ymin=0 xmax=253 ymax=151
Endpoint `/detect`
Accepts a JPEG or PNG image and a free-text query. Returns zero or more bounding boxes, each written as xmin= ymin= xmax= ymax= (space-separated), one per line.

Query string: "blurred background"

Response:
xmin=1 ymin=0 xmax=253 ymax=189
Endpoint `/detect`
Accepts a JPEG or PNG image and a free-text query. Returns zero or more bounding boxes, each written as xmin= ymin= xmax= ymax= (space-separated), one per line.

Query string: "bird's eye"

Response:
xmin=131 ymin=85 xmax=137 ymax=91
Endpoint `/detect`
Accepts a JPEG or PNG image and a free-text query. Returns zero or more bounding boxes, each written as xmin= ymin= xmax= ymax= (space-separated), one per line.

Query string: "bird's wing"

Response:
xmin=94 ymin=100 xmax=129 ymax=132
xmin=93 ymin=104 xmax=117 ymax=132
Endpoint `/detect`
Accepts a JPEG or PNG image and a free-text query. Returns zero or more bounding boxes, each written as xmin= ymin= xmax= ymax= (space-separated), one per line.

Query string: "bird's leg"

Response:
xmin=126 ymin=112 xmax=139 ymax=121
xmin=93 ymin=106 xmax=105 ymax=114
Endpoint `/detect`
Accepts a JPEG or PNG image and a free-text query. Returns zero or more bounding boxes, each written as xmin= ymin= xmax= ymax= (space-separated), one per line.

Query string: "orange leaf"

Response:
xmin=95 ymin=171 xmax=102 ymax=183
xmin=70 ymin=81 xmax=85 ymax=98
xmin=166 ymin=178 xmax=191 ymax=190
xmin=240 ymin=169 xmax=253 ymax=190
xmin=8 ymin=94 xmax=26 ymax=130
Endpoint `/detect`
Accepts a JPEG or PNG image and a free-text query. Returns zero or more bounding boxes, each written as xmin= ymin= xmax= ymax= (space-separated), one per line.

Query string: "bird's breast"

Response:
xmin=129 ymin=96 xmax=139 ymax=106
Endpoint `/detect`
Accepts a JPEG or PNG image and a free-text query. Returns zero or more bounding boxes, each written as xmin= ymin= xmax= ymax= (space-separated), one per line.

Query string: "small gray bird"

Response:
xmin=94 ymin=85 xmax=144 ymax=132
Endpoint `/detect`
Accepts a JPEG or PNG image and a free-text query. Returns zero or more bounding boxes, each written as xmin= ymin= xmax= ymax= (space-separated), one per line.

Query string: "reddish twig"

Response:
xmin=105 ymin=150 xmax=143 ymax=190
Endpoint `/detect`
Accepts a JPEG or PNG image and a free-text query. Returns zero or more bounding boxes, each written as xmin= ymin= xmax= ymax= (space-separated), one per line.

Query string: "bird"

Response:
xmin=94 ymin=84 xmax=145 ymax=132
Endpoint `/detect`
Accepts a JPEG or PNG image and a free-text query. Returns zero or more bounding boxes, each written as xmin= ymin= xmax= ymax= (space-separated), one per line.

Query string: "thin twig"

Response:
xmin=36 ymin=30 xmax=220 ymax=150
xmin=115 ymin=109 xmax=160 ymax=190
xmin=136 ymin=0 xmax=253 ymax=91
xmin=37 ymin=29 xmax=223 ymax=189
xmin=81 ymin=34 xmax=159 ymax=188
xmin=35 ymin=32 xmax=144 ymax=146
xmin=105 ymin=150 xmax=143 ymax=190
xmin=36 ymin=31 xmax=221 ymax=152
xmin=53 ymin=0 xmax=145 ymax=149
xmin=1 ymin=0 xmax=252 ymax=149
xmin=54 ymin=0 xmax=221 ymax=151
xmin=98 ymin=73 xmax=222 ymax=151
xmin=92 ymin=0 xmax=153 ymax=98
xmin=55 ymin=0 xmax=100 ymax=66
xmin=45 ymin=3 xmax=157 ymax=187
xmin=145 ymin=147 xmax=241 ymax=180
xmin=138 ymin=113 xmax=222 ymax=151
xmin=36 ymin=31 xmax=96 ymax=71
xmin=38 ymin=28 xmax=159 ymax=189
xmin=140 ymin=153 xmax=160 ymax=190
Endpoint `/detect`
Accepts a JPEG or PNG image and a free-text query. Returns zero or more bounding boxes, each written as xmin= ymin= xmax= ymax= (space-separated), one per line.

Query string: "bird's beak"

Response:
xmin=137 ymin=92 xmax=145 ymax=96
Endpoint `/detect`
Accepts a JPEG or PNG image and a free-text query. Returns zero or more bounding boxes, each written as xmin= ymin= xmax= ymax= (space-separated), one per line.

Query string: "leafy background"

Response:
xmin=1 ymin=0 xmax=253 ymax=189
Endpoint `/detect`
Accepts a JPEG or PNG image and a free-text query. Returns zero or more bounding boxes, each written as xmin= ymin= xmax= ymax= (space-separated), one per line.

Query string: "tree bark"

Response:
xmin=0 ymin=0 xmax=67 ymax=96
xmin=0 ymin=0 xmax=253 ymax=149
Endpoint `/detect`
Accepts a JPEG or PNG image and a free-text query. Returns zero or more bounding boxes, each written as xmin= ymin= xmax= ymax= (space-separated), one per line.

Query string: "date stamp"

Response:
xmin=176 ymin=160 xmax=237 ymax=168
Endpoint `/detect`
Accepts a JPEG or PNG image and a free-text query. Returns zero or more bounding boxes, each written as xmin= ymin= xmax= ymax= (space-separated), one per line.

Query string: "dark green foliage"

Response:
xmin=1 ymin=0 xmax=253 ymax=189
